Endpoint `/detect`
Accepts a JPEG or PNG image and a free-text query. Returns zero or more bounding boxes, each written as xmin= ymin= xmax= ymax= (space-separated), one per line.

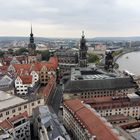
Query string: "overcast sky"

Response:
xmin=0 ymin=0 xmax=140 ymax=37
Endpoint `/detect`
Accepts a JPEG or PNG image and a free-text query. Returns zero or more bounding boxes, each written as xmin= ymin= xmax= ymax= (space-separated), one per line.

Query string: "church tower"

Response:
xmin=79 ymin=31 xmax=88 ymax=67
xmin=104 ymin=50 xmax=114 ymax=71
xmin=28 ymin=25 xmax=36 ymax=55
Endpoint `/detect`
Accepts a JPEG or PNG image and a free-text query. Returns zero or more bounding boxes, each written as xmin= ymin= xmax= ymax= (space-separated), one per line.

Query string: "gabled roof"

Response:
xmin=13 ymin=64 xmax=31 ymax=71
xmin=47 ymin=56 xmax=58 ymax=69
xmin=16 ymin=69 xmax=30 ymax=76
xmin=2 ymin=56 xmax=27 ymax=65
xmin=0 ymin=75 xmax=13 ymax=85
xmin=0 ymin=66 xmax=8 ymax=73
xmin=12 ymin=56 xmax=58 ymax=73
xmin=19 ymin=75 xmax=32 ymax=84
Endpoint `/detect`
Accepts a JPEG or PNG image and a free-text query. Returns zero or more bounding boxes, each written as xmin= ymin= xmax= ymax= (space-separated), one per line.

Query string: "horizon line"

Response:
xmin=0 ymin=35 xmax=140 ymax=39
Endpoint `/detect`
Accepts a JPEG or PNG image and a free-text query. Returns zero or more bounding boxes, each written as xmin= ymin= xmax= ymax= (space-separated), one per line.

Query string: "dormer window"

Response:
xmin=47 ymin=125 xmax=53 ymax=132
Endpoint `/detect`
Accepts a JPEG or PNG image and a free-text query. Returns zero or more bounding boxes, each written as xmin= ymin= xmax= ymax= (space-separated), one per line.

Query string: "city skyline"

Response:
xmin=1 ymin=0 xmax=140 ymax=37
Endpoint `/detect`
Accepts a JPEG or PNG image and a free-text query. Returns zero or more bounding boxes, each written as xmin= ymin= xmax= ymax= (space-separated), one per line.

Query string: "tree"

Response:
xmin=15 ymin=48 xmax=28 ymax=55
xmin=0 ymin=51 xmax=4 ymax=58
xmin=36 ymin=50 xmax=50 ymax=61
xmin=88 ymin=53 xmax=99 ymax=64
xmin=8 ymin=48 xmax=14 ymax=55
xmin=112 ymin=50 xmax=123 ymax=57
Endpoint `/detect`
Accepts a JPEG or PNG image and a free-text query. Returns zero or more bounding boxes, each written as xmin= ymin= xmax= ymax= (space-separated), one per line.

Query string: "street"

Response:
xmin=50 ymin=85 xmax=63 ymax=115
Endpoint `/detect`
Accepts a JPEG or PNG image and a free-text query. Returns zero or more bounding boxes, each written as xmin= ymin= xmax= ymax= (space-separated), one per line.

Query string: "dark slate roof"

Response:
xmin=64 ymin=77 xmax=137 ymax=93
xmin=34 ymin=106 xmax=70 ymax=140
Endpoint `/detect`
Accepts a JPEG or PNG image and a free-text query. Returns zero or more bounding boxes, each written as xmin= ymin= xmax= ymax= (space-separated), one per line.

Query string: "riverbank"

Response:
xmin=116 ymin=51 xmax=140 ymax=75
xmin=114 ymin=49 xmax=140 ymax=62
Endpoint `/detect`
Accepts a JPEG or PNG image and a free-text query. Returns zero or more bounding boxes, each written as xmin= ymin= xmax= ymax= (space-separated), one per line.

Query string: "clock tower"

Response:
xmin=28 ymin=25 xmax=36 ymax=55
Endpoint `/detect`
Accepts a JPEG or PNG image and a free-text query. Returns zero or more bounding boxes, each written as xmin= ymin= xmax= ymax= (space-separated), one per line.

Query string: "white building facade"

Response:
xmin=0 ymin=92 xmax=44 ymax=121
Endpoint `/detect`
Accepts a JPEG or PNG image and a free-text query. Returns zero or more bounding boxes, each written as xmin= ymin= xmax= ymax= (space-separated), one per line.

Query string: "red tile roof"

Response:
xmin=2 ymin=56 xmax=26 ymax=66
xmin=43 ymin=75 xmax=56 ymax=97
xmin=106 ymin=114 xmax=129 ymax=122
xmin=9 ymin=111 xmax=28 ymax=122
xmin=119 ymin=120 xmax=140 ymax=129
xmin=83 ymin=96 xmax=138 ymax=110
xmin=64 ymin=99 xmax=119 ymax=140
xmin=0 ymin=111 xmax=28 ymax=129
xmin=64 ymin=99 xmax=84 ymax=113
xmin=48 ymin=56 xmax=58 ymax=69
xmin=0 ymin=66 xmax=8 ymax=73
xmin=16 ymin=69 xmax=30 ymax=76
xmin=16 ymin=56 xmax=27 ymax=62
xmin=0 ymin=119 xmax=12 ymax=129
xmin=12 ymin=56 xmax=58 ymax=73
xmin=19 ymin=75 xmax=32 ymax=84
xmin=13 ymin=64 xmax=31 ymax=71
xmin=2 ymin=57 xmax=12 ymax=65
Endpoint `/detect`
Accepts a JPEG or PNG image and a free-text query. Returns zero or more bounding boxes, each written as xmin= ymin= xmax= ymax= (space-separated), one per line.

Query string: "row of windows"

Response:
xmin=0 ymin=84 xmax=9 ymax=88
xmin=0 ymin=101 xmax=41 ymax=118
xmin=16 ymin=85 xmax=27 ymax=88
xmin=81 ymin=89 xmax=129 ymax=95
xmin=64 ymin=109 xmax=90 ymax=140
xmin=112 ymin=120 xmax=127 ymax=124
xmin=0 ymin=105 xmax=27 ymax=118
xmin=17 ymin=89 xmax=27 ymax=92
xmin=81 ymin=91 xmax=114 ymax=95
xmin=99 ymin=107 xmax=139 ymax=113
xmin=41 ymin=79 xmax=48 ymax=82
xmin=81 ymin=94 xmax=113 ymax=98
xmin=59 ymin=59 xmax=76 ymax=63
xmin=102 ymin=112 xmax=139 ymax=117
xmin=99 ymin=109 xmax=139 ymax=117
xmin=40 ymin=75 xmax=48 ymax=78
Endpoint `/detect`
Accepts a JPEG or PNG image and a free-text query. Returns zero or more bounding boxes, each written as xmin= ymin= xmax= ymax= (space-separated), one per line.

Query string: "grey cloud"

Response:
xmin=0 ymin=0 xmax=140 ymax=36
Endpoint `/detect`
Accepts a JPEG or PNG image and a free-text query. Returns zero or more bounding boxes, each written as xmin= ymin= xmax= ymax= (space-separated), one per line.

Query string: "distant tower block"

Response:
xmin=79 ymin=31 xmax=88 ymax=67
xmin=28 ymin=24 xmax=36 ymax=55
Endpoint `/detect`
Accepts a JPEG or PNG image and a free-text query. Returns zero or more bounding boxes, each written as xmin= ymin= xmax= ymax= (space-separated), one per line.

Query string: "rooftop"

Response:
xmin=34 ymin=106 xmax=70 ymax=140
xmin=43 ymin=76 xmax=56 ymax=97
xmin=12 ymin=56 xmax=58 ymax=73
xmin=64 ymin=67 xmax=136 ymax=92
xmin=0 ymin=111 xmax=28 ymax=129
xmin=0 ymin=127 xmax=13 ymax=139
xmin=71 ymin=67 xmax=111 ymax=81
xmin=19 ymin=75 xmax=32 ymax=84
xmin=0 ymin=66 xmax=8 ymax=74
xmin=55 ymin=48 xmax=78 ymax=56
xmin=0 ymin=91 xmax=27 ymax=112
xmin=0 ymin=75 xmax=13 ymax=87
xmin=83 ymin=93 xmax=140 ymax=109
xmin=64 ymin=99 xmax=120 ymax=140
xmin=106 ymin=114 xmax=129 ymax=122
xmin=119 ymin=121 xmax=140 ymax=140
